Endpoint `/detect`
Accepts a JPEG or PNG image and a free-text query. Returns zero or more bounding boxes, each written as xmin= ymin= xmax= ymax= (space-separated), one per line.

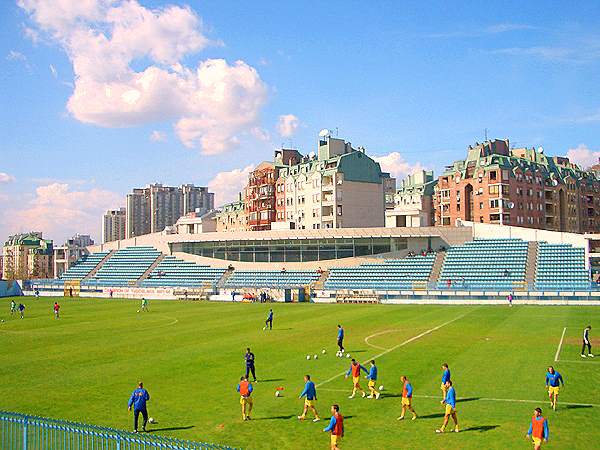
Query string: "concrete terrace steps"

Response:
xmin=428 ymin=251 xmax=446 ymax=284
xmin=83 ymin=250 xmax=116 ymax=281
xmin=136 ymin=254 xmax=166 ymax=286
xmin=526 ymin=241 xmax=538 ymax=285
xmin=216 ymin=269 xmax=234 ymax=288
xmin=311 ymin=270 xmax=330 ymax=290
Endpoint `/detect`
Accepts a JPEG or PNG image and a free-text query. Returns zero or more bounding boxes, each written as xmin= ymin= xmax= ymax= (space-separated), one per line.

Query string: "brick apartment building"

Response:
xmin=434 ymin=139 xmax=600 ymax=233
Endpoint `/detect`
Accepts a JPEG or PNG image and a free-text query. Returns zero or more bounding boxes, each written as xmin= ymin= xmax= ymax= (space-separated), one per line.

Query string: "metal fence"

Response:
xmin=0 ymin=411 xmax=237 ymax=450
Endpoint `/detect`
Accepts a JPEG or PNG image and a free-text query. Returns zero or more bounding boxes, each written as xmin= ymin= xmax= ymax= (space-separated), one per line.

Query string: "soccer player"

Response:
xmin=545 ymin=366 xmax=564 ymax=411
xmin=127 ymin=381 xmax=150 ymax=433
xmin=53 ymin=302 xmax=60 ymax=319
xmin=298 ymin=374 xmax=320 ymax=422
xmin=337 ymin=325 xmax=345 ymax=353
xmin=345 ymin=359 xmax=368 ymax=398
xmin=18 ymin=303 xmax=25 ymax=319
xmin=398 ymin=375 xmax=417 ymax=420
xmin=581 ymin=325 xmax=594 ymax=358
xmin=140 ymin=298 xmax=149 ymax=312
xmin=264 ymin=309 xmax=273 ymax=330
xmin=236 ymin=376 xmax=253 ymax=420
xmin=10 ymin=299 xmax=16 ymax=315
xmin=440 ymin=363 xmax=451 ymax=403
xmin=525 ymin=407 xmax=549 ymax=449
xmin=366 ymin=360 xmax=380 ymax=399
xmin=323 ymin=404 xmax=344 ymax=450
xmin=245 ymin=348 xmax=257 ymax=382
xmin=436 ymin=380 xmax=459 ymax=433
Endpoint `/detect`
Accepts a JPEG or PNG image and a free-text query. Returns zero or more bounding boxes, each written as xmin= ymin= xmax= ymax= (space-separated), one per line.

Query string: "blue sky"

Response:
xmin=1 ymin=0 xmax=600 ymax=244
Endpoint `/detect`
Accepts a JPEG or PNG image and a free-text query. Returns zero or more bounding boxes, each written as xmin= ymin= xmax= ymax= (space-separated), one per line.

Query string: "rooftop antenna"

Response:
xmin=335 ymin=127 xmax=339 ymax=137
xmin=484 ymin=128 xmax=488 ymax=141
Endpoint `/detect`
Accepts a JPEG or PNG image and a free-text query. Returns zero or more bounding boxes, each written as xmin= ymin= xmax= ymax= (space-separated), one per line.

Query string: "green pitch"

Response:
xmin=1 ymin=297 xmax=599 ymax=449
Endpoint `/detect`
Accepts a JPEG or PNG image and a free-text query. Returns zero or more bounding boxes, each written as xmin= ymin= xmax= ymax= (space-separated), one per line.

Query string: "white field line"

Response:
xmin=317 ymin=388 xmax=600 ymax=407
xmin=364 ymin=329 xmax=401 ymax=350
xmin=554 ymin=327 xmax=567 ymax=362
xmin=316 ymin=311 xmax=472 ymax=388
xmin=557 ymin=359 xmax=600 ymax=365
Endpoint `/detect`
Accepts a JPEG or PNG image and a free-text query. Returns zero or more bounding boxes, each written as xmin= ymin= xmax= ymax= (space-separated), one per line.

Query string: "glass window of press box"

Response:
xmin=170 ymin=237 xmax=407 ymax=262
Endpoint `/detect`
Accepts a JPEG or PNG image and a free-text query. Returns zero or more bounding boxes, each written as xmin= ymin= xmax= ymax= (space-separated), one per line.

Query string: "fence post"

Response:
xmin=22 ymin=416 xmax=28 ymax=450
xmin=116 ymin=436 xmax=121 ymax=450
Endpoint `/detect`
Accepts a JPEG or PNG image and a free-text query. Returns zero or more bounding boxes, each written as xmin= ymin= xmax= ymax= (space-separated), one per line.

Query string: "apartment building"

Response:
xmin=386 ymin=170 xmax=437 ymax=227
xmin=434 ymin=139 xmax=600 ymax=233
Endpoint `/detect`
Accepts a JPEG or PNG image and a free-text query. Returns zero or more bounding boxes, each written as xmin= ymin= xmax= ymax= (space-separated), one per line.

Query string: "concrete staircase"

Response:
xmin=311 ymin=270 xmax=330 ymax=290
xmin=525 ymin=241 xmax=538 ymax=287
xmin=428 ymin=251 xmax=446 ymax=285
xmin=136 ymin=254 xmax=165 ymax=286
xmin=83 ymin=250 xmax=116 ymax=280
xmin=216 ymin=268 xmax=235 ymax=288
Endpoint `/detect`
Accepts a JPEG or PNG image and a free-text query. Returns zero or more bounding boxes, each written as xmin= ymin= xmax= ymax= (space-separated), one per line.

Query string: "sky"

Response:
xmin=1 ymin=0 xmax=600 ymax=245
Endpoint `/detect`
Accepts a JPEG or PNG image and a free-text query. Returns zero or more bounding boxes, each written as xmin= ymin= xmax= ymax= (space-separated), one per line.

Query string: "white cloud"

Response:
xmin=566 ymin=144 xmax=600 ymax=169
xmin=0 ymin=172 xmax=16 ymax=183
xmin=6 ymin=50 xmax=27 ymax=61
xmin=149 ymin=130 xmax=167 ymax=142
xmin=18 ymin=0 xmax=268 ymax=155
xmin=277 ymin=114 xmax=300 ymax=137
xmin=428 ymin=23 xmax=535 ymax=39
xmin=372 ymin=152 xmax=424 ymax=180
xmin=208 ymin=165 xmax=254 ymax=207
xmin=250 ymin=126 xmax=270 ymax=142
xmin=1 ymin=182 xmax=121 ymax=244
xmin=49 ymin=63 xmax=57 ymax=78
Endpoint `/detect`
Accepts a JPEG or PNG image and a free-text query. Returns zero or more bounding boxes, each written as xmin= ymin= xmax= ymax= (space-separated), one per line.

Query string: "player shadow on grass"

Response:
xmin=460 ymin=425 xmax=499 ymax=433
xmin=254 ymin=415 xmax=296 ymax=421
xmin=457 ymin=397 xmax=480 ymax=403
xmin=258 ymin=378 xmax=284 ymax=382
xmin=564 ymin=404 xmax=593 ymax=410
xmin=146 ymin=426 xmax=194 ymax=433
xmin=414 ymin=413 xmax=445 ymax=419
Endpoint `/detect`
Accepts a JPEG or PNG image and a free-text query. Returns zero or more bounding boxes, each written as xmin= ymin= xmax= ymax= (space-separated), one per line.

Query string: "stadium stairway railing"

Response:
xmin=0 ymin=410 xmax=237 ymax=450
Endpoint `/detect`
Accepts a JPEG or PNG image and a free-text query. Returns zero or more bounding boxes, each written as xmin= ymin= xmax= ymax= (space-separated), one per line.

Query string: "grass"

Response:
xmin=1 ymin=296 xmax=599 ymax=449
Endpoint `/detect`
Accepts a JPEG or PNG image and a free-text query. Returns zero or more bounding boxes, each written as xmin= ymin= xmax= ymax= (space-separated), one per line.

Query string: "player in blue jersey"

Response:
xmin=127 ymin=381 xmax=150 ymax=433
xmin=298 ymin=375 xmax=320 ymax=422
xmin=436 ymin=380 xmax=459 ymax=433
xmin=440 ymin=363 xmax=451 ymax=403
xmin=545 ymin=366 xmax=564 ymax=411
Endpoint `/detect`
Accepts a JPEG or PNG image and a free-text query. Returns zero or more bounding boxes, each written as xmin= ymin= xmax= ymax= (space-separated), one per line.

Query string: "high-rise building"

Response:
xmin=53 ymin=234 xmax=94 ymax=277
xmin=2 ymin=232 xmax=54 ymax=279
xmin=386 ymin=170 xmax=437 ymax=227
xmin=102 ymin=207 xmax=126 ymax=243
xmin=434 ymin=139 xmax=600 ymax=233
xmin=125 ymin=184 xmax=214 ymax=238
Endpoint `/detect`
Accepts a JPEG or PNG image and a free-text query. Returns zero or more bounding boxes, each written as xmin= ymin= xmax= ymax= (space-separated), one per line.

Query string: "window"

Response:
xmin=490 ymin=171 xmax=497 ymax=181
xmin=337 ymin=205 xmax=343 ymax=216
xmin=502 ymin=185 xmax=510 ymax=195
xmin=490 ymin=199 xmax=500 ymax=208
xmin=489 ymin=185 xmax=499 ymax=195
xmin=479 ymin=202 xmax=484 ymax=209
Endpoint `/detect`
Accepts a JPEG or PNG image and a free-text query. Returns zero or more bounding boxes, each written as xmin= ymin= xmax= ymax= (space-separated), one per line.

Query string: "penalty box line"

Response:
xmin=554 ymin=327 xmax=567 ymax=362
xmin=316 ymin=311 xmax=473 ymax=388
xmin=317 ymin=388 xmax=600 ymax=408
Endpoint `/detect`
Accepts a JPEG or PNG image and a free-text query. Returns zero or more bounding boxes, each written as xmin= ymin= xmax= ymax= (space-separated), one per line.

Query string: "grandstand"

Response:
xmin=83 ymin=246 xmax=162 ymax=287
xmin=436 ymin=238 xmax=528 ymax=290
xmin=140 ymin=256 xmax=225 ymax=288
xmin=324 ymin=254 xmax=435 ymax=290
xmin=535 ymin=243 xmax=590 ymax=290
xmin=225 ymin=270 xmax=320 ymax=289
xmin=59 ymin=251 xmax=110 ymax=280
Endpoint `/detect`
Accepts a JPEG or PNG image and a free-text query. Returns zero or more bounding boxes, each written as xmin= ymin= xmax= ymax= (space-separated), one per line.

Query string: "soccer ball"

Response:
xmin=346 ymin=353 xmax=350 ymax=358
xmin=148 ymin=418 xmax=155 ymax=424
xmin=313 ymin=354 xmax=318 ymax=359
xmin=137 ymin=310 xmax=140 ymax=313
xmin=379 ymin=385 xmax=384 ymax=391
xmin=262 ymin=326 xmax=266 ymax=330
xmin=322 ymin=349 xmax=327 ymax=354
xmin=306 ymin=355 xmax=311 ymax=360
xmin=275 ymin=391 xmax=281 ymax=397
